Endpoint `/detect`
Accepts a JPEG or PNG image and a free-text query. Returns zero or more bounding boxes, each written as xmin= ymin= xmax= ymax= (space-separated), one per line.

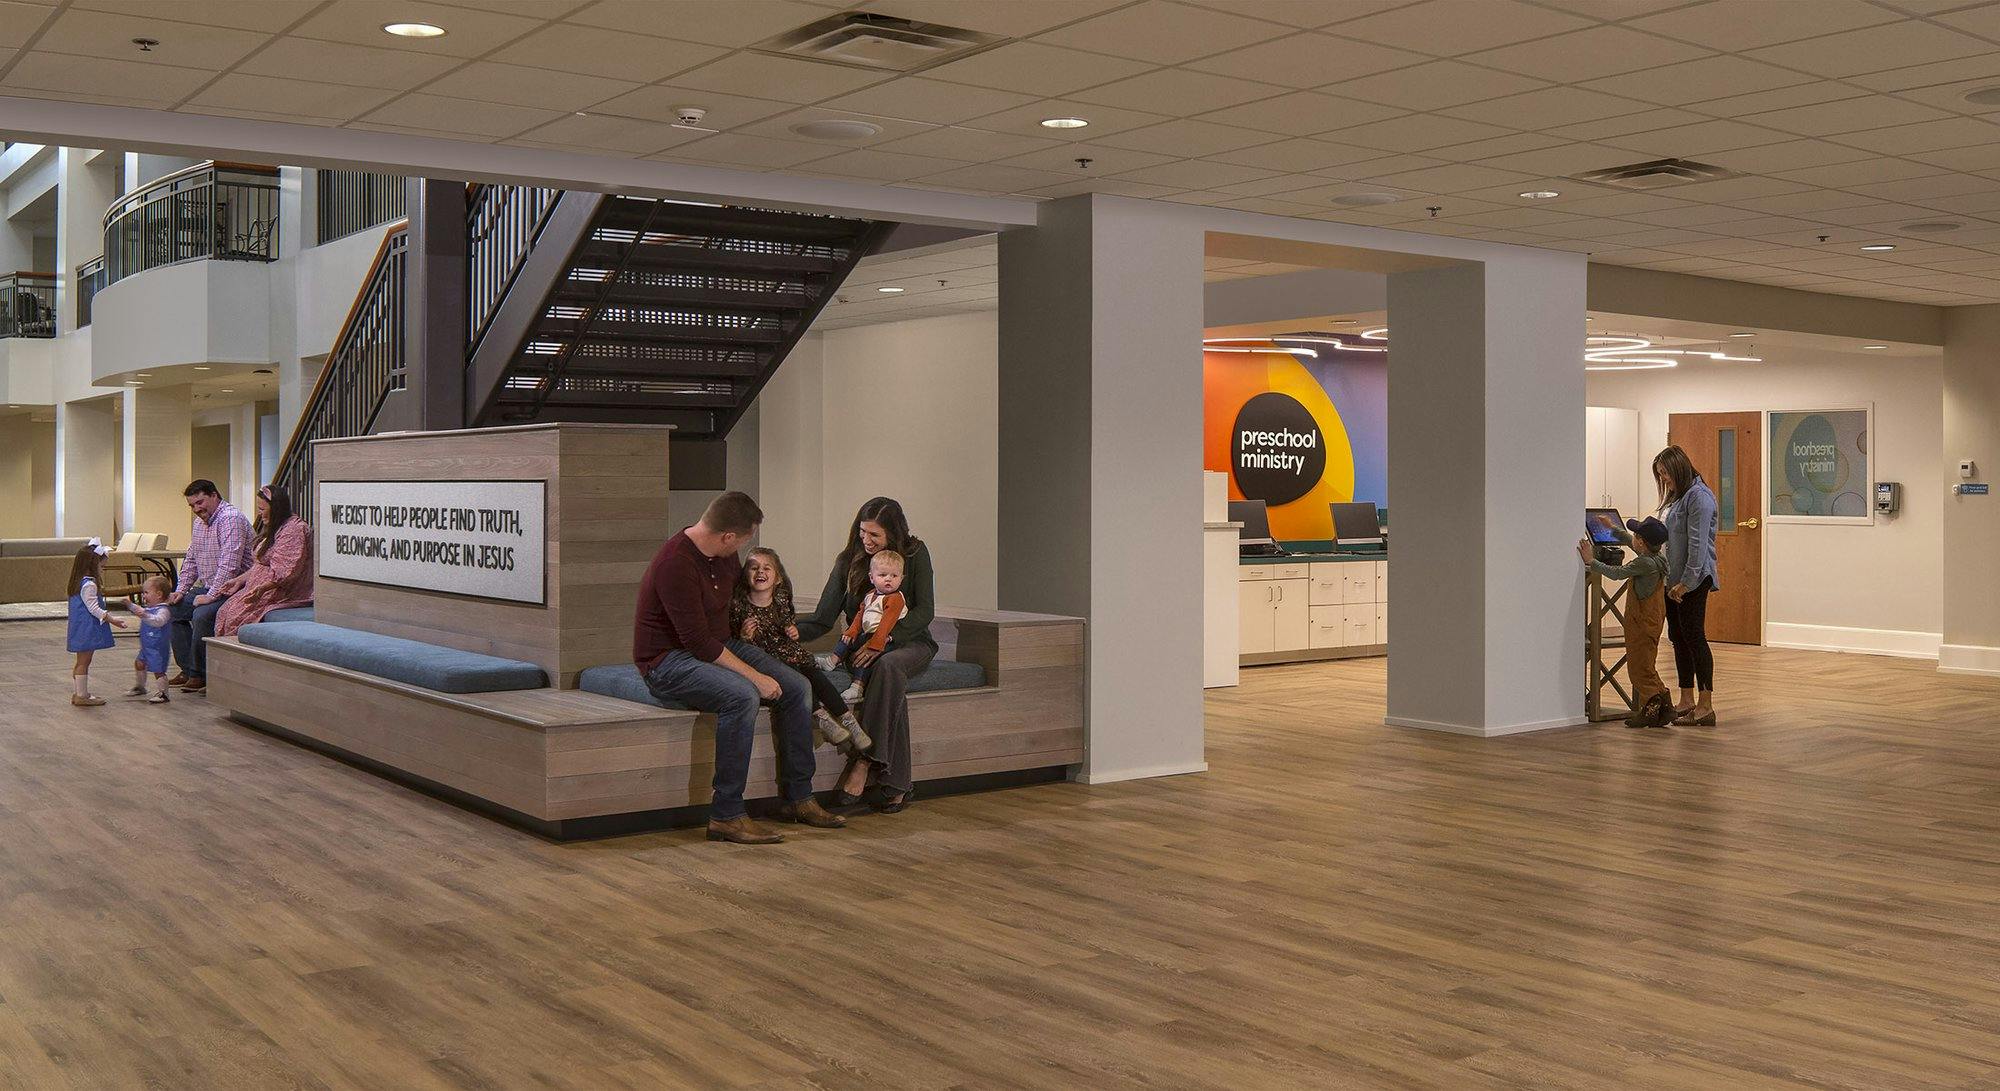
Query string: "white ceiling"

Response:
xmin=10 ymin=1 xmax=2000 ymax=305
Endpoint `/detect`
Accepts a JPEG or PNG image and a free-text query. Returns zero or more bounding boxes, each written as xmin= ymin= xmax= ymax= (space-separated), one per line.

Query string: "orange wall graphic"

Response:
xmin=1204 ymin=346 xmax=1357 ymax=540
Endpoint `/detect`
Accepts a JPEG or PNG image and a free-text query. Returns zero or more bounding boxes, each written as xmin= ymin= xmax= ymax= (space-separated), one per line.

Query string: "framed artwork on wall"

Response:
xmin=1767 ymin=406 xmax=1873 ymax=524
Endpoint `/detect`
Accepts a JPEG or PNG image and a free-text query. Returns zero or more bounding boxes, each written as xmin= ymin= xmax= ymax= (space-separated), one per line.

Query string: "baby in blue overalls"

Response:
xmin=124 ymin=575 xmax=173 ymax=704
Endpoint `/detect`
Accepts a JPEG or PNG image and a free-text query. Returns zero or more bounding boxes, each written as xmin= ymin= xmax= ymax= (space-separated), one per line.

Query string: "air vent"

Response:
xmin=758 ymin=12 xmax=1004 ymax=73
xmin=1571 ymin=157 xmax=1738 ymax=191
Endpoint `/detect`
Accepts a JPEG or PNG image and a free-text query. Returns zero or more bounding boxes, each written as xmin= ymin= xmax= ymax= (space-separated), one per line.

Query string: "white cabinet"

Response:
xmin=1585 ymin=406 xmax=1642 ymax=514
xmin=1238 ymin=575 xmax=1309 ymax=653
xmin=1246 ymin=560 xmax=1387 ymax=661
xmin=1272 ymin=579 xmax=1308 ymax=651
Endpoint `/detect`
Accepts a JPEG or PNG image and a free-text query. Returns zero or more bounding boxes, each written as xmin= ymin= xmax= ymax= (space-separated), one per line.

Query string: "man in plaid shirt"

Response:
xmin=168 ymin=479 xmax=253 ymax=693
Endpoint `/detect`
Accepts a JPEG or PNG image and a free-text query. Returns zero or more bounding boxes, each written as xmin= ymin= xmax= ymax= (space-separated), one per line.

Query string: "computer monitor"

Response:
xmin=1229 ymin=500 xmax=1273 ymax=544
xmin=1585 ymin=508 xmax=1623 ymax=545
xmin=1330 ymin=501 xmax=1383 ymax=546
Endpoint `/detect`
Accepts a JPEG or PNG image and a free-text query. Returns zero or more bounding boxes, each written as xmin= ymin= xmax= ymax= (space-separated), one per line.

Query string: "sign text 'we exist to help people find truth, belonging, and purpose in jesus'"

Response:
xmin=317 ymin=480 xmax=548 ymax=605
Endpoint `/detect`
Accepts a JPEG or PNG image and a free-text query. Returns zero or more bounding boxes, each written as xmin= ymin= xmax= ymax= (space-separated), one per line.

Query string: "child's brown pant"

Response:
xmin=1625 ymin=584 xmax=1667 ymax=706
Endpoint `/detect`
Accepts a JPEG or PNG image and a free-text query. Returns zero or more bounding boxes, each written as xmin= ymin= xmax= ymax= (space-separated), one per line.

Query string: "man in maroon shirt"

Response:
xmin=636 ymin=492 xmax=842 ymax=843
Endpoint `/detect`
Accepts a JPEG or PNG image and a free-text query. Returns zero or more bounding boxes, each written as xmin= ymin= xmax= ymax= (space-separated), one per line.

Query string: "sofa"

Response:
xmin=102 ymin=532 xmax=170 ymax=595
xmin=0 ymin=537 xmax=90 ymax=604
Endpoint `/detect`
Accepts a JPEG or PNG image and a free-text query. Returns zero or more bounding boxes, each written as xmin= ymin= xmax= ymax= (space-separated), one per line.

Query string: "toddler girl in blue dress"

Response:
xmin=65 ymin=539 xmax=127 ymax=707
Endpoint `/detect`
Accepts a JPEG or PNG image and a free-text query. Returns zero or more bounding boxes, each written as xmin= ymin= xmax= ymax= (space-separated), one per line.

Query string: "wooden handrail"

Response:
xmin=272 ymin=220 xmax=408 ymax=485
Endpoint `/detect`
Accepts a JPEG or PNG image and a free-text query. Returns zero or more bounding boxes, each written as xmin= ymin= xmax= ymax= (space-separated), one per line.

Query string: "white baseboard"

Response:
xmin=1938 ymin=643 xmax=2000 ymax=677
xmin=1765 ymin=623 xmax=1941 ymax=661
xmin=1385 ymin=714 xmax=1587 ymax=737
xmin=1072 ymin=760 xmax=1209 ymax=785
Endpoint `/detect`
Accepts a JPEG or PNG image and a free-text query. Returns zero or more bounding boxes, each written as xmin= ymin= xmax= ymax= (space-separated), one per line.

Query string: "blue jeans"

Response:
xmin=169 ymin=586 xmax=231 ymax=677
xmin=643 ymin=640 xmax=815 ymax=821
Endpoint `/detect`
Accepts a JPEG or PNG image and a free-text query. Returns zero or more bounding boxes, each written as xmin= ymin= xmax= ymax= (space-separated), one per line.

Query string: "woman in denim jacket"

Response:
xmin=1652 ymin=445 xmax=1720 ymax=726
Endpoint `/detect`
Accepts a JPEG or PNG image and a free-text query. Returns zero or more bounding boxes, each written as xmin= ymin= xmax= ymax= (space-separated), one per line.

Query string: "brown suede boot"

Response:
xmin=776 ymin=798 xmax=846 ymax=829
xmin=706 ymin=816 xmax=784 ymax=844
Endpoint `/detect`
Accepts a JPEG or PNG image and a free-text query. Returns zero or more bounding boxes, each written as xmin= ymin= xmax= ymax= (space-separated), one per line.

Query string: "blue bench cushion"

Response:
xmin=260 ymin=606 xmax=314 ymax=624
xmin=577 ymin=659 xmax=988 ymax=712
xmin=238 ymin=621 xmax=547 ymax=693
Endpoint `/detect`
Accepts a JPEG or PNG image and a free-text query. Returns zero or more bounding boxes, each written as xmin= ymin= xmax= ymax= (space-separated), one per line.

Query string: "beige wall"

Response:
xmin=760 ymin=312 xmax=999 ymax=609
xmin=191 ymin=424 xmax=231 ymax=501
xmin=1588 ymin=349 xmax=1944 ymax=653
xmin=1941 ymin=305 xmax=2000 ymax=671
xmin=0 ymin=416 xmax=55 ymax=538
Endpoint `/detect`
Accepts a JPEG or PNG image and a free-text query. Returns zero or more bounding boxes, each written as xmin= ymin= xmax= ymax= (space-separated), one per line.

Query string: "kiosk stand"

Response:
xmin=1585 ymin=571 xmax=1633 ymax=722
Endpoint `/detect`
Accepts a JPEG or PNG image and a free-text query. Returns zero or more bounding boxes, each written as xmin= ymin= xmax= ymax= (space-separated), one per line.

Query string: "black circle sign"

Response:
xmin=1231 ymin=392 xmax=1325 ymax=506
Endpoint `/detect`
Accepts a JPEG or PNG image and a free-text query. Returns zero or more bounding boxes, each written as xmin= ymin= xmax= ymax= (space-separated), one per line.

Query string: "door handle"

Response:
xmin=1738 ymin=518 xmax=1759 ymax=529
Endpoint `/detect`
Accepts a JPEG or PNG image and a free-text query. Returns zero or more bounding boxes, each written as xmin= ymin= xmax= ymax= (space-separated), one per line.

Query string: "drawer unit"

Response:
xmin=1375 ymin=560 xmax=1387 ymax=599
xmin=1309 ymin=605 xmax=1344 ymax=648
xmin=1344 ymin=608 xmax=1377 ymax=647
xmin=1308 ymin=563 xmax=1345 ymax=606
xmin=1239 ymin=557 xmax=1388 ymax=663
xmin=1376 ymin=603 xmax=1387 ymax=646
xmin=1341 ymin=563 xmax=1377 ymax=605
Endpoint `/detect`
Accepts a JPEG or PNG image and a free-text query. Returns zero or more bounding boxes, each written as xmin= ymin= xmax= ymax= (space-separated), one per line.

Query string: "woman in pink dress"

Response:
xmin=214 ymin=485 xmax=313 ymax=639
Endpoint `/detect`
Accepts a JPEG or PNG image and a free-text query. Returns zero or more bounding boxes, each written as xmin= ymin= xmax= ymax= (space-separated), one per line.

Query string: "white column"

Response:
xmin=54 ymin=148 xmax=116 ymax=336
xmin=1385 ymin=251 xmax=1588 ymax=734
xmin=1940 ymin=305 xmax=2000 ymax=675
xmin=120 ymin=385 xmax=193 ymax=542
xmin=56 ymin=396 xmax=116 ymax=540
xmin=998 ymin=195 xmax=1207 ymax=783
xmin=227 ymin=402 xmax=261 ymax=509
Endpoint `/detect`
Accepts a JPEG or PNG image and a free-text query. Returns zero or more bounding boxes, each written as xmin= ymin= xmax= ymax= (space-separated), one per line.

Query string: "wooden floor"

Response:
xmin=3 ymin=620 xmax=1999 ymax=1089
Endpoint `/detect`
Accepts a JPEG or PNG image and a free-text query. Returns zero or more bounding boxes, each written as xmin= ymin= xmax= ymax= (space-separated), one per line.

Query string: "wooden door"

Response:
xmin=1666 ymin=412 xmax=1762 ymax=645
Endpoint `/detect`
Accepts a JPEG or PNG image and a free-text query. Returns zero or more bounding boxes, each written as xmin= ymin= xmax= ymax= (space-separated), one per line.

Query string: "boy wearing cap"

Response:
xmin=1579 ymin=517 xmax=1673 ymax=729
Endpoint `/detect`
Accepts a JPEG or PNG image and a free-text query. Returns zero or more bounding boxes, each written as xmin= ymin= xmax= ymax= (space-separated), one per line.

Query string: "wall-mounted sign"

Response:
xmin=1959 ymin=483 xmax=1990 ymax=496
xmin=1768 ymin=407 xmax=1873 ymax=524
xmin=1231 ymin=392 xmax=1326 ymax=505
xmin=1204 ymin=341 xmax=1381 ymax=539
xmin=317 ymin=479 xmax=547 ymax=605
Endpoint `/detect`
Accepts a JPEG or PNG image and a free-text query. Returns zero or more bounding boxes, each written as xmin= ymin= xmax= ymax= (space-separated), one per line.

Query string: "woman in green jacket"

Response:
xmin=796 ymin=497 xmax=935 ymax=813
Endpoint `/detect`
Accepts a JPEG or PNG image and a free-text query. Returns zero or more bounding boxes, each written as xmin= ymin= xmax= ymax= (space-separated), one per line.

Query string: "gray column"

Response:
xmin=998 ymin=195 xmax=1206 ymax=783
xmin=1386 ymin=251 xmax=1587 ymax=734
xmin=1940 ymin=305 xmax=2000 ymax=675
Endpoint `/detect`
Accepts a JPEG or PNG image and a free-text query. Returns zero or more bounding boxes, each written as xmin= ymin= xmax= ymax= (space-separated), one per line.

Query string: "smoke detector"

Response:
xmin=1571 ymin=157 xmax=1737 ymax=191
xmin=758 ymin=12 xmax=1004 ymax=73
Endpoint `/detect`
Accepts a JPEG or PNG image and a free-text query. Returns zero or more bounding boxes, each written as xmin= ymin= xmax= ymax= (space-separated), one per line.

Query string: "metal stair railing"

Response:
xmin=272 ymin=223 xmax=409 ymax=514
xmin=468 ymin=183 xmax=561 ymax=352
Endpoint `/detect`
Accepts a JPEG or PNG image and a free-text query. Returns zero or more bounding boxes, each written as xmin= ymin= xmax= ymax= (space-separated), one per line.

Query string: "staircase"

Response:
xmin=275 ymin=185 xmax=884 ymax=508
xmin=466 ymin=193 xmax=887 ymax=436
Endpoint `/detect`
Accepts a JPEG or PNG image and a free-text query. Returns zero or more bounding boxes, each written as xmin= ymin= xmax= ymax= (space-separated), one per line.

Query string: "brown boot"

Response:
xmin=706 ymin=816 xmax=784 ymax=844
xmin=167 ymin=672 xmax=188 ymax=687
xmin=181 ymin=676 xmax=206 ymax=693
xmin=776 ymin=797 xmax=846 ymax=829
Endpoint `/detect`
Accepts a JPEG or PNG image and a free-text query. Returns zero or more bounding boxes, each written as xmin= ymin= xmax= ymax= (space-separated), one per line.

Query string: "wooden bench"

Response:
xmin=206 ymin=609 xmax=1083 ymax=839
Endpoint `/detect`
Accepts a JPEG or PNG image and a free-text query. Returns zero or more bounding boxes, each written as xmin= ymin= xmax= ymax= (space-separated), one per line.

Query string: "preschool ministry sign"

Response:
xmin=317 ymin=479 xmax=547 ymax=605
xmin=1231 ymin=392 xmax=1326 ymax=506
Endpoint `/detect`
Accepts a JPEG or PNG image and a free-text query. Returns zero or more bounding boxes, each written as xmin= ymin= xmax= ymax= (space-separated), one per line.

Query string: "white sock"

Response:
xmin=148 ymin=675 xmax=166 ymax=697
xmin=72 ymin=674 xmax=88 ymax=698
xmin=135 ymin=667 xmax=147 ymax=690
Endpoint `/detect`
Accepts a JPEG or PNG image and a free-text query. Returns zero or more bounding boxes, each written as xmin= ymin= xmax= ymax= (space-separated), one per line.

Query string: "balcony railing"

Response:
xmin=317 ymin=169 xmax=408 ymax=244
xmin=76 ymin=256 xmax=106 ymax=328
xmin=468 ymin=182 xmax=560 ymax=350
xmin=0 ymin=272 xmax=57 ymax=339
xmin=102 ymin=162 xmax=281 ymax=286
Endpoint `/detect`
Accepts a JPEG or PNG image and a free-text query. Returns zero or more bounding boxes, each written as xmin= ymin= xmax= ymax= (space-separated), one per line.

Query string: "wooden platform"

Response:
xmin=206 ymin=610 xmax=1083 ymax=837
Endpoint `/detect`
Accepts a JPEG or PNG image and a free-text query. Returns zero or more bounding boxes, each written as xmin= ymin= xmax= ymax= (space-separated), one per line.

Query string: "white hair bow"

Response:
xmin=87 ymin=536 xmax=108 ymax=556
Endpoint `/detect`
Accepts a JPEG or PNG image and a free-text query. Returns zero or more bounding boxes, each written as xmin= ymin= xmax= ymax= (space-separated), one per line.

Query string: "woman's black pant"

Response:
xmin=1665 ymin=576 xmax=1715 ymax=692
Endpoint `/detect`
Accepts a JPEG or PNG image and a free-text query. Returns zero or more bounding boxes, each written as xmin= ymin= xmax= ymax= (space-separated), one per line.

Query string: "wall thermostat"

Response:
xmin=1962 ymin=459 xmax=1978 ymax=479
xmin=1875 ymin=481 xmax=1901 ymax=515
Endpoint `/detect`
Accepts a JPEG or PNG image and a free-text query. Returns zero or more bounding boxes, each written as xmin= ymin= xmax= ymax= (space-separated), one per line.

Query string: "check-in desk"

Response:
xmin=1239 ymin=545 xmax=1387 ymax=666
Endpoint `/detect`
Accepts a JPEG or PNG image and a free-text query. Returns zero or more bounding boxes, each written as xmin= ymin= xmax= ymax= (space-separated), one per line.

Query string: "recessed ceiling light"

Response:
xmin=193 ymin=365 xmax=210 ymax=370
xmin=1331 ymin=192 xmax=1401 ymax=206
xmin=877 ymin=286 xmax=905 ymax=293
xmin=1964 ymin=86 xmax=2000 ymax=106
xmin=1860 ymin=243 xmax=1896 ymax=252
xmin=1519 ymin=190 xmax=1560 ymax=199
xmin=1729 ymin=332 xmax=1755 ymax=338
xmin=221 ymin=388 xmax=235 ymax=393
xmin=124 ymin=381 xmax=142 ymax=386
xmin=1040 ymin=117 xmax=1089 ymax=129
xmin=1863 ymin=345 xmax=1887 ymax=350
xmin=791 ymin=119 xmax=882 ymax=140
xmin=383 ymin=22 xmax=446 ymax=37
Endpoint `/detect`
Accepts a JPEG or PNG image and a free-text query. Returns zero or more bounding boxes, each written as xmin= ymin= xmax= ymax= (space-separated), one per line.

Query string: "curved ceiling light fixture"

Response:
xmin=1201 ymin=337 xmax=1317 ymax=358
xmin=1268 ymin=335 xmax=1385 ymax=353
xmin=1293 ymin=328 xmax=1761 ymax=370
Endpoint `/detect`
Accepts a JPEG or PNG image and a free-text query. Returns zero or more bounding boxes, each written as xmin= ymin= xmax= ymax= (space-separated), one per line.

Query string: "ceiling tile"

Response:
xmin=1852 ymin=173 xmax=1998 ymax=202
xmin=1847 ymin=54 xmax=2000 ymax=94
xmin=1549 ymin=106 xmax=1707 ymax=140
xmin=1463 ymin=25 xmax=1712 ymax=82
xmin=1598 ymin=118 xmax=1802 ymax=157
xmin=31 ymin=8 xmax=269 ymax=69
xmin=359 ymin=92 xmax=563 ymax=138
xmin=422 ymin=61 xmax=638 ymax=112
xmin=2 ymin=50 xmax=212 ymax=101
xmin=1702 ymin=139 xmax=1874 ymax=174
xmin=1362 ymin=162 xmax=1536 ymax=193
xmin=1473 ymin=142 xmax=1638 ymax=176
xmin=1445 ymin=86 xmax=1657 ymax=129
xmin=181 ymin=104 xmax=344 ymax=127
xmin=1628 ymin=0 xmax=1899 ymax=50
xmin=814 ymin=78 xmax=1036 ymax=126
xmin=668 ymin=132 xmax=838 ymax=168
xmin=1745 ymin=21 xmax=1992 ymax=78
xmin=71 ymin=0 xmax=316 ymax=33
xmin=1210 ymin=172 xmax=1345 ymax=196
xmin=289 ymin=0 xmax=545 ymax=57
xmin=1187 ymin=0 xmax=1415 ymax=28
xmin=1426 ymin=131 xmax=1565 ymax=161
xmin=1328 ymin=60 xmax=1547 ymax=111
xmin=1325 ymin=112 xmax=1515 ymax=152
xmin=1581 ymin=55 xmax=1812 ymax=107
xmin=997 ymin=140 xmax=1179 ymax=174
xmin=1194 ymin=90 xmax=1407 ymax=136
xmin=1032 ymin=1 xmax=1289 ymax=64
xmin=566 ymin=0 xmax=831 ymax=48
xmin=1328 ymin=0 xmax=1591 ymax=56
xmin=1906 ymin=143 xmax=2000 ymax=172
xmin=1772 ymin=158 xmax=1947 ymax=188
xmin=1094 ymin=118 xmax=1286 ymax=157
xmin=590 ymin=85 xmax=795 ymax=129
xmin=1110 ymin=158 xmax=1284 ymax=189
xmin=487 ymin=24 xmax=724 ymax=83
xmin=233 ymin=36 xmax=462 ymax=90
xmin=870 ymin=125 xmax=1061 ymax=161
xmin=913 ymin=162 xmax=1081 ymax=192
xmin=186 ymin=73 xmax=397 ymax=122
xmin=1070 ymin=68 xmax=1287 ymax=114
xmin=1742 ymin=96 xmax=1953 ymax=138
xmin=856 ymin=0 xmax=1126 ymax=37
xmin=508 ymin=112 xmax=705 ymax=155
xmin=1617 ymin=204 xmax=1769 ymax=228
xmin=1542 ymin=191 xmax=1692 ymax=216
xmin=805 ymin=147 xmax=971 ymax=181
xmin=1836 ymin=116 xmax=2000 ymax=155
xmin=0 ymin=2 xmax=47 ymax=48
xmin=671 ymin=52 xmax=886 ymax=104
xmin=925 ymin=41 xmax=1154 ymax=96
xmin=1640 ymin=176 xmax=1812 ymax=203
xmin=1186 ymin=32 xmax=1427 ymax=88
xmin=1681 ymin=82 xmax=1864 ymax=119
xmin=1727 ymin=188 xmax=1894 ymax=215
xmin=1202 ymin=137 xmax=1391 ymax=172
xmin=960 ymin=98 xmax=1174 ymax=140
xmin=731 ymin=106 xmax=932 ymax=147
